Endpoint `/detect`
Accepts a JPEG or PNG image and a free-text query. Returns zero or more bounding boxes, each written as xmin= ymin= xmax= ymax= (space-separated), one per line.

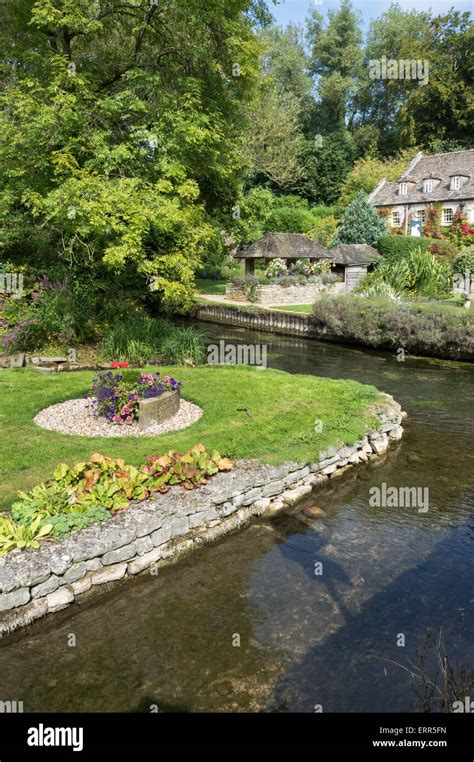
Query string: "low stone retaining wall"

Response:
xmin=226 ymin=283 xmax=344 ymax=305
xmin=0 ymin=395 xmax=405 ymax=637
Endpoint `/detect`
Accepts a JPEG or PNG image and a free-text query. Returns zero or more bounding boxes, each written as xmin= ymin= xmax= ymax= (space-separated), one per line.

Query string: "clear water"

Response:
xmin=0 ymin=326 xmax=472 ymax=712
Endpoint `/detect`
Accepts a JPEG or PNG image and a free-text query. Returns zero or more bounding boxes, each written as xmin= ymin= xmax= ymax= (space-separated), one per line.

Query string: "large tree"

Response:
xmin=0 ymin=0 xmax=268 ymax=310
xmin=306 ymin=0 xmax=363 ymax=131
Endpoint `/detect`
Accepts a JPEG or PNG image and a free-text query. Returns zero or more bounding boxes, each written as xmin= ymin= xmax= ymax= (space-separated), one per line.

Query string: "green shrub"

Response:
xmin=311 ymin=296 xmax=473 ymax=359
xmin=365 ymin=248 xmax=452 ymax=298
xmin=377 ymin=235 xmax=431 ymax=262
xmin=264 ymin=206 xmax=317 ymax=234
xmin=100 ymin=315 xmax=205 ymax=365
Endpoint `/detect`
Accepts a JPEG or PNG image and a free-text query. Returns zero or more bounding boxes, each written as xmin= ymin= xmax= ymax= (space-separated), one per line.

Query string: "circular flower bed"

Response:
xmin=34 ymin=398 xmax=202 ymax=437
xmin=88 ymin=370 xmax=181 ymax=425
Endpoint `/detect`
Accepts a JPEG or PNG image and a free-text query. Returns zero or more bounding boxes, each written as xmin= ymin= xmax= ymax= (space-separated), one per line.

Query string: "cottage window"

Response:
xmin=391 ymin=211 xmax=402 ymax=227
xmin=450 ymin=176 xmax=461 ymax=191
xmin=416 ymin=210 xmax=426 ymax=223
xmin=399 ymin=183 xmax=407 ymax=195
xmin=443 ymin=208 xmax=453 ymax=224
xmin=423 ymin=179 xmax=433 ymax=193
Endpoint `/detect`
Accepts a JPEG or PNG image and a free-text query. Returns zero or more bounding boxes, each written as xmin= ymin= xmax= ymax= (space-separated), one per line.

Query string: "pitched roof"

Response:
xmin=236 ymin=233 xmax=332 ymax=259
xmin=329 ymin=244 xmax=381 ymax=266
xmin=370 ymin=149 xmax=474 ymax=206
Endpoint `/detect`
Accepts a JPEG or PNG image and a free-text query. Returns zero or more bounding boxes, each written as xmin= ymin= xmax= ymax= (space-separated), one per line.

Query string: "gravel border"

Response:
xmin=33 ymin=398 xmax=203 ymax=438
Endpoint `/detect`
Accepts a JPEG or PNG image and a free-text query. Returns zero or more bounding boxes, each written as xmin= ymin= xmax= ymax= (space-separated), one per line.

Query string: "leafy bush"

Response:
xmin=264 ymin=206 xmax=317 ymax=234
xmin=365 ymin=248 xmax=452 ymax=298
xmin=278 ymin=274 xmax=300 ymax=288
xmin=377 ymin=235 xmax=431 ymax=262
xmin=5 ymin=447 xmax=234 ymax=555
xmin=264 ymin=258 xmax=287 ymax=279
xmin=0 ymin=516 xmax=52 ymax=556
xmin=231 ymin=274 xmax=259 ymax=301
xmin=100 ymin=315 xmax=205 ymax=366
xmin=312 ymin=296 xmax=474 ymax=359
xmin=452 ymin=247 xmax=474 ymax=276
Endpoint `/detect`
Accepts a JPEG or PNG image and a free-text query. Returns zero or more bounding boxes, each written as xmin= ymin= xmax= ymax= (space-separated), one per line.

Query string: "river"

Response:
xmin=0 ymin=325 xmax=472 ymax=712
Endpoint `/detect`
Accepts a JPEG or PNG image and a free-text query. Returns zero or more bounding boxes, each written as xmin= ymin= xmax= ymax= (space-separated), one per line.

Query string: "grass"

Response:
xmin=195 ymin=279 xmax=228 ymax=295
xmin=273 ymin=304 xmax=313 ymax=314
xmin=0 ymin=365 xmax=384 ymax=510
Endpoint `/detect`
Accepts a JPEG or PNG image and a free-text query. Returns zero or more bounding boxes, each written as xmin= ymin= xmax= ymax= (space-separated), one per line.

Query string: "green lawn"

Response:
xmin=195 ymin=279 xmax=228 ymax=295
xmin=0 ymin=365 xmax=383 ymax=510
xmin=273 ymin=304 xmax=313 ymax=314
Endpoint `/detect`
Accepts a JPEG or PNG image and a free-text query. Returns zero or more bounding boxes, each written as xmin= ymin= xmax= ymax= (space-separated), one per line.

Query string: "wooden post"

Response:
xmin=245 ymin=258 xmax=255 ymax=276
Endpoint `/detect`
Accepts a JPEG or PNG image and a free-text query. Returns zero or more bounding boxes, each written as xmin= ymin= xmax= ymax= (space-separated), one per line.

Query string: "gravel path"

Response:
xmin=34 ymin=398 xmax=203 ymax=438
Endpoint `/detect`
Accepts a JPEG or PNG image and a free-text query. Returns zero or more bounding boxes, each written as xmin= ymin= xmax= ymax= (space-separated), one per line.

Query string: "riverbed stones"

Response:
xmin=0 ymin=392 xmax=406 ymax=636
xmin=304 ymin=506 xmax=327 ymax=518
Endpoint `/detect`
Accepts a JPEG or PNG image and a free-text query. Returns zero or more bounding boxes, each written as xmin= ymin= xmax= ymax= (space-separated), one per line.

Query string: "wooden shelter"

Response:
xmin=236 ymin=233 xmax=332 ymax=275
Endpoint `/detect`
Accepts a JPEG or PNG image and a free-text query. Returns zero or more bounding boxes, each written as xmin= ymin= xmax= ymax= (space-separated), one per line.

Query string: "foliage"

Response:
xmin=264 ymin=258 xmax=287 ymax=279
xmin=363 ymin=248 xmax=452 ymax=298
xmin=334 ymin=191 xmax=387 ymax=245
xmin=264 ymin=205 xmax=316 ymax=234
xmin=378 ymin=235 xmax=432 ymax=262
xmin=232 ymin=274 xmax=259 ymax=301
xmin=423 ymin=205 xmax=443 ymax=239
xmin=0 ymin=0 xmax=265 ymax=313
xmin=452 ymin=247 xmax=474 ymax=277
xmin=100 ymin=315 xmax=205 ymax=366
xmin=338 ymin=149 xmax=420 ymax=205
xmin=307 ymin=0 xmax=363 ymax=130
xmin=245 ymin=85 xmax=305 ymax=188
xmin=295 ymin=131 xmax=356 ymax=205
xmin=308 ymin=214 xmax=338 ymax=246
xmin=4 ymin=446 xmax=234 ymax=554
xmin=444 ymin=212 xmax=474 ymax=249
xmin=88 ymin=370 xmax=181 ymax=424
xmin=312 ymin=295 xmax=474 ymax=358
xmin=0 ymin=515 xmax=52 ymax=556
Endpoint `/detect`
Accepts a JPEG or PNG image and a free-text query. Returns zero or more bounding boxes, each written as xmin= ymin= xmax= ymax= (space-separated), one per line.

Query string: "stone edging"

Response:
xmin=0 ymin=394 xmax=405 ymax=637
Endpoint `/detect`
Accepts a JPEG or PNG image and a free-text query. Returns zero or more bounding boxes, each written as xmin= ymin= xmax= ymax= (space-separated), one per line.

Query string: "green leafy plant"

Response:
xmin=0 ymin=516 xmax=53 ymax=556
xmin=4 ymin=446 xmax=234 ymax=556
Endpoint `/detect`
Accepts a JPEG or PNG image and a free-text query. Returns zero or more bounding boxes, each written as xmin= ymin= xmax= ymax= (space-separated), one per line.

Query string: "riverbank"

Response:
xmin=193 ymin=296 xmax=474 ymax=362
xmin=0 ymin=393 xmax=405 ymax=636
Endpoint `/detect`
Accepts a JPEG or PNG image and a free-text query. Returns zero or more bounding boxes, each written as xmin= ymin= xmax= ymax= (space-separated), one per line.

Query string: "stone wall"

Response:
xmin=0 ymin=395 xmax=405 ymax=637
xmin=226 ymin=282 xmax=344 ymax=305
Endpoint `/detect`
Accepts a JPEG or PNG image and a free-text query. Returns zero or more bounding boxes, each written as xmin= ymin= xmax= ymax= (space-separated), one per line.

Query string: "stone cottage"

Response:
xmin=368 ymin=148 xmax=474 ymax=233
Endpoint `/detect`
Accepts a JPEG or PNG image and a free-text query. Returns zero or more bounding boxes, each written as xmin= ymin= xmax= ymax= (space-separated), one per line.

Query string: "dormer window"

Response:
xmin=423 ymin=179 xmax=433 ymax=193
xmin=450 ymin=176 xmax=461 ymax=190
xmin=399 ymin=182 xmax=407 ymax=195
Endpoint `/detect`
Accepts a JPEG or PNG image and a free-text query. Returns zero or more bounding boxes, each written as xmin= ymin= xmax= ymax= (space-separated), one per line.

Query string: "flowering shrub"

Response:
xmin=264 ymin=258 xmax=287 ymax=279
xmin=87 ymin=371 xmax=182 ymax=425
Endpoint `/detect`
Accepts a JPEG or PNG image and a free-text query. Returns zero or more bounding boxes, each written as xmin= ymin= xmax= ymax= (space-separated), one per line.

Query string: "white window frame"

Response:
xmin=450 ymin=176 xmax=461 ymax=191
xmin=391 ymin=211 xmax=402 ymax=227
xmin=423 ymin=179 xmax=433 ymax=193
xmin=442 ymin=208 xmax=453 ymax=224
xmin=416 ymin=210 xmax=426 ymax=223
xmin=399 ymin=182 xmax=407 ymax=196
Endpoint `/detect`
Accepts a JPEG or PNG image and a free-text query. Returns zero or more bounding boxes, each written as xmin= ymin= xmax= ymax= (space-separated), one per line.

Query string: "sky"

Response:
xmin=270 ymin=0 xmax=473 ymax=30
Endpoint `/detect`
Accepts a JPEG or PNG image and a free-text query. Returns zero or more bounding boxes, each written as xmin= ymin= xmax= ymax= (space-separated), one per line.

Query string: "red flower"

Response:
xmin=110 ymin=361 xmax=129 ymax=368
